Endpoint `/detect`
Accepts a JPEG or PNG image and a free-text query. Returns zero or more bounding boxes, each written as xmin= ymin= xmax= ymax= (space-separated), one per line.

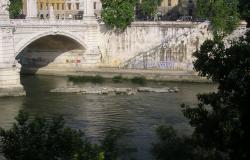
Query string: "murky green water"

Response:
xmin=0 ymin=75 xmax=216 ymax=160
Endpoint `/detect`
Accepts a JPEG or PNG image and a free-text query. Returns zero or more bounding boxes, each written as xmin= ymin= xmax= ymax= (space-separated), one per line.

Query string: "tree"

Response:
xmin=0 ymin=111 xmax=134 ymax=160
xmin=100 ymin=128 xmax=136 ymax=160
xmin=101 ymin=0 xmax=137 ymax=31
xmin=152 ymin=31 xmax=250 ymax=160
xmin=152 ymin=126 xmax=194 ymax=160
xmin=139 ymin=0 xmax=163 ymax=19
xmin=181 ymin=30 xmax=250 ymax=160
xmin=196 ymin=0 xmax=240 ymax=38
xmin=239 ymin=0 xmax=250 ymax=26
xmin=0 ymin=111 xmax=99 ymax=160
xmin=8 ymin=0 xmax=23 ymax=19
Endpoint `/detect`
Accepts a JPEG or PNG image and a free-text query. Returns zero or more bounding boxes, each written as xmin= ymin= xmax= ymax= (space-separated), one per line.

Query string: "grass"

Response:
xmin=130 ymin=76 xmax=146 ymax=85
xmin=68 ymin=75 xmax=105 ymax=84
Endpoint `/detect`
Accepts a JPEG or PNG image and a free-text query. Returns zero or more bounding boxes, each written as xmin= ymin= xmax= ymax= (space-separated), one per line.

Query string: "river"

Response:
xmin=0 ymin=75 xmax=216 ymax=160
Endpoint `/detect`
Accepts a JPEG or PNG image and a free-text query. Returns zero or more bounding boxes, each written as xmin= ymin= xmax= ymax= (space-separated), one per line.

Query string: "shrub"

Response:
xmin=0 ymin=111 xmax=98 ymax=160
xmin=68 ymin=75 xmax=105 ymax=84
xmin=0 ymin=111 xmax=135 ymax=160
xmin=112 ymin=75 xmax=123 ymax=83
xmin=131 ymin=76 xmax=146 ymax=85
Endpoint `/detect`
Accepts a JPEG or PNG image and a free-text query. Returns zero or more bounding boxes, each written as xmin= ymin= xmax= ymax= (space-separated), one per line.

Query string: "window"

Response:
xmin=46 ymin=3 xmax=48 ymax=10
xmin=168 ymin=0 xmax=172 ymax=6
xmin=94 ymin=2 xmax=97 ymax=9
xmin=68 ymin=3 xmax=71 ymax=10
xmin=189 ymin=0 xmax=193 ymax=3
xmin=188 ymin=9 xmax=193 ymax=16
xmin=52 ymin=3 xmax=55 ymax=9
xmin=57 ymin=3 xmax=59 ymax=10
xmin=76 ymin=3 xmax=79 ymax=10
xmin=62 ymin=3 xmax=65 ymax=10
xmin=40 ymin=3 xmax=43 ymax=10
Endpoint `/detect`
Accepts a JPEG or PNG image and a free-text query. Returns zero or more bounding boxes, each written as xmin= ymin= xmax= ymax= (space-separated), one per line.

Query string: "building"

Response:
xmin=35 ymin=0 xmax=101 ymax=19
xmin=159 ymin=0 xmax=196 ymax=17
xmin=37 ymin=0 xmax=83 ymax=19
xmin=136 ymin=0 xmax=196 ymax=20
xmin=159 ymin=0 xmax=179 ymax=15
xmin=22 ymin=0 xmax=194 ymax=20
xmin=93 ymin=0 xmax=102 ymax=17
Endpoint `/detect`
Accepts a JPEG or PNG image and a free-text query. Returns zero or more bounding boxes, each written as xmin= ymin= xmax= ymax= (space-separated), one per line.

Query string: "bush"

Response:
xmin=131 ymin=76 xmax=146 ymax=85
xmin=0 ymin=111 xmax=98 ymax=160
xmin=112 ymin=75 xmax=124 ymax=83
xmin=0 ymin=111 xmax=135 ymax=160
xmin=101 ymin=0 xmax=137 ymax=31
xmin=68 ymin=75 xmax=105 ymax=84
xmin=152 ymin=125 xmax=194 ymax=160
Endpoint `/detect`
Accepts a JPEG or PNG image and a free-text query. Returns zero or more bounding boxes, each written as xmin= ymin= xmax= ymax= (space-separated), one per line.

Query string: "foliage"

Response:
xmin=152 ymin=125 xmax=194 ymax=160
xmin=152 ymin=31 xmax=250 ymax=160
xmin=8 ymin=0 xmax=23 ymax=19
xmin=68 ymin=75 xmax=105 ymax=84
xmin=101 ymin=128 xmax=136 ymax=160
xmin=180 ymin=31 xmax=250 ymax=159
xmin=196 ymin=0 xmax=240 ymax=38
xmin=130 ymin=76 xmax=146 ymax=85
xmin=239 ymin=0 xmax=250 ymax=26
xmin=0 ymin=111 xmax=135 ymax=160
xmin=0 ymin=111 xmax=98 ymax=160
xmin=101 ymin=0 xmax=137 ymax=31
xmin=139 ymin=0 xmax=163 ymax=18
xmin=112 ymin=75 xmax=124 ymax=83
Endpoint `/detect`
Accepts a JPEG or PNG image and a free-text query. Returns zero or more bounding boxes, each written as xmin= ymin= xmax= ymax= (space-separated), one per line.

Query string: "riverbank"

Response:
xmin=21 ymin=67 xmax=211 ymax=83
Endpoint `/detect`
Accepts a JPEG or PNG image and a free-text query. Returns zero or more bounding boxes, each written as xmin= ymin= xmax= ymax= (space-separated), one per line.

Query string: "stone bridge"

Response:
xmin=0 ymin=0 xmax=101 ymax=96
xmin=11 ymin=19 xmax=100 ymax=66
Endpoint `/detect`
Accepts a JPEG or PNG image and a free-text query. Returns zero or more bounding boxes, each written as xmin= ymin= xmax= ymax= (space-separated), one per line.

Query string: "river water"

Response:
xmin=0 ymin=75 xmax=216 ymax=160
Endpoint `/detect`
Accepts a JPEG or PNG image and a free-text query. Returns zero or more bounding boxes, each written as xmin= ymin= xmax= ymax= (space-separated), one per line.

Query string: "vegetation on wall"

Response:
xmin=139 ymin=0 xmax=163 ymax=18
xmin=101 ymin=0 xmax=137 ymax=31
xmin=196 ymin=0 xmax=240 ymax=38
xmin=8 ymin=0 xmax=23 ymax=19
xmin=239 ymin=0 xmax=250 ymax=26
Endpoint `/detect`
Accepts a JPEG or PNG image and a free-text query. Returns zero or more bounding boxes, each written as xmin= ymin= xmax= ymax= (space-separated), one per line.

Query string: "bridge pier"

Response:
xmin=0 ymin=0 xmax=25 ymax=97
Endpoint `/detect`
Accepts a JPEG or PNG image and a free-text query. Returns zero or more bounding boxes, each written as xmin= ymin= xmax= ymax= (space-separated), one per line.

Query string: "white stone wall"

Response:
xmin=99 ymin=21 xmax=211 ymax=67
xmin=0 ymin=16 xmax=25 ymax=96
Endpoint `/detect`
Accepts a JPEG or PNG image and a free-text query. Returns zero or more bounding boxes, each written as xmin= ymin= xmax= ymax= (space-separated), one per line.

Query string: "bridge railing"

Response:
xmin=10 ymin=19 xmax=88 ymax=26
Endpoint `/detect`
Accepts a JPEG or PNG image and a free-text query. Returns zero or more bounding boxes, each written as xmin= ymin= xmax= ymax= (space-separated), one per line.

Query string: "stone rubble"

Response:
xmin=50 ymin=86 xmax=179 ymax=95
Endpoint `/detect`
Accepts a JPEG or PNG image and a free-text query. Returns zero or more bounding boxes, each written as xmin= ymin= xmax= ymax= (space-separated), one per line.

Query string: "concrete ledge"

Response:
xmin=0 ymin=87 xmax=26 ymax=97
xmin=22 ymin=67 xmax=211 ymax=83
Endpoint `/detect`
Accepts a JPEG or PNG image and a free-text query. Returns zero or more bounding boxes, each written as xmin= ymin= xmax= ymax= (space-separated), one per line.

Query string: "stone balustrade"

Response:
xmin=10 ymin=19 xmax=90 ymax=26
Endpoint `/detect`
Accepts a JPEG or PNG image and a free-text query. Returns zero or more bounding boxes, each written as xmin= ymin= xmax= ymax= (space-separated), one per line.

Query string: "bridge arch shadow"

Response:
xmin=16 ymin=34 xmax=87 ymax=74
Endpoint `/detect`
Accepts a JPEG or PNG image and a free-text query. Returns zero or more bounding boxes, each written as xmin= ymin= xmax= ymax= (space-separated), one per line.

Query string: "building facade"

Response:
xmin=37 ymin=0 xmax=83 ymax=19
xmin=159 ymin=0 xmax=196 ymax=16
xmin=32 ymin=0 xmax=102 ymax=19
xmin=22 ymin=0 xmax=194 ymax=20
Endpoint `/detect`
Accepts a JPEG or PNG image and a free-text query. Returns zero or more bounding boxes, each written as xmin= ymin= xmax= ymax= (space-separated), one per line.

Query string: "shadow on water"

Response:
xmin=1 ymin=75 xmax=217 ymax=160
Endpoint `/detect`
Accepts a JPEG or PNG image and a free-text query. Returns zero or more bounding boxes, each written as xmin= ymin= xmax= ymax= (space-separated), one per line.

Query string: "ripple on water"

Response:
xmin=0 ymin=75 xmax=217 ymax=160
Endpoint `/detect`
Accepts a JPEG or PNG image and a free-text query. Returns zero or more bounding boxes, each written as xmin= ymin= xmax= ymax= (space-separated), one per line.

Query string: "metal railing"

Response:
xmin=120 ymin=21 xmax=209 ymax=70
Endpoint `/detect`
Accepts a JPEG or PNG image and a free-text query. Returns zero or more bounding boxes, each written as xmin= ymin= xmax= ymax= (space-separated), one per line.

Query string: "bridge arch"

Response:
xmin=15 ymin=30 xmax=87 ymax=56
xmin=15 ymin=30 xmax=88 ymax=73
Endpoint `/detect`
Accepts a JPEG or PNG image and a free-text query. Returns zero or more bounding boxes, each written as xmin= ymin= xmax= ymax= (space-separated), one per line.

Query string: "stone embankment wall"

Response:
xmin=99 ymin=21 xmax=212 ymax=70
